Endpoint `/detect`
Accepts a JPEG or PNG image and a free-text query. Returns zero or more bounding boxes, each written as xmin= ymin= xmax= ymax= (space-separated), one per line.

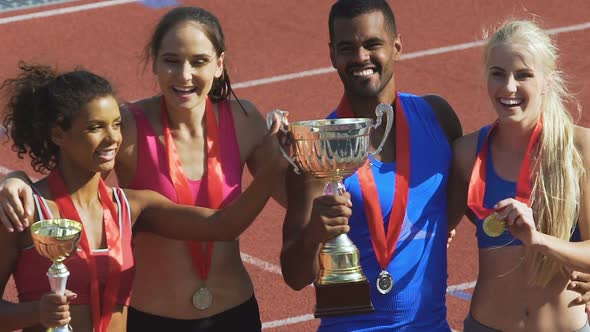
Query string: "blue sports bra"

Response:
xmin=472 ymin=126 xmax=580 ymax=248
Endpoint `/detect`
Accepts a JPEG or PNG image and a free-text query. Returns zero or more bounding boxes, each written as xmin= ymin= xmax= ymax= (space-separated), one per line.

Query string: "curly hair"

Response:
xmin=1 ymin=62 xmax=114 ymax=173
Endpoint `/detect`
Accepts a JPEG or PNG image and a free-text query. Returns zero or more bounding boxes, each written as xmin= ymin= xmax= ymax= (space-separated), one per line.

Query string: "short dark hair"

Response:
xmin=1 ymin=63 xmax=114 ymax=173
xmin=328 ymin=0 xmax=397 ymax=42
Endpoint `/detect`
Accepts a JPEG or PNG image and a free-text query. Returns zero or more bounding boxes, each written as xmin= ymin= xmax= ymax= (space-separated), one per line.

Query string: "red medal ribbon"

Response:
xmin=47 ymin=170 xmax=122 ymax=332
xmin=160 ymin=96 xmax=224 ymax=282
xmin=336 ymin=92 xmax=410 ymax=270
xmin=467 ymin=119 xmax=543 ymax=219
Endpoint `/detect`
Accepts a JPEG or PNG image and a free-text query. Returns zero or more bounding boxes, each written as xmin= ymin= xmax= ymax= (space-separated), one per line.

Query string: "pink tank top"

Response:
xmin=13 ymin=188 xmax=135 ymax=306
xmin=127 ymin=100 xmax=243 ymax=206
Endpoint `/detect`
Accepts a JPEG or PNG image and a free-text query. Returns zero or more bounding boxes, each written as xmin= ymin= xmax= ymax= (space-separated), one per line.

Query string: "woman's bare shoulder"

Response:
xmin=124 ymin=96 xmax=161 ymax=116
xmin=454 ymin=131 xmax=480 ymax=157
xmin=228 ymin=98 xmax=262 ymax=118
xmin=227 ymin=98 xmax=266 ymax=135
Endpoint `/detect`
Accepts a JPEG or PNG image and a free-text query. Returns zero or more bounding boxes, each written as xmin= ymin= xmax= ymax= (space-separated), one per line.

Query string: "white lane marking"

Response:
xmin=0 ymin=0 xmax=77 ymax=14
xmin=548 ymin=21 xmax=590 ymax=34
xmin=240 ymin=252 xmax=282 ymax=275
xmin=261 ymin=314 xmax=464 ymax=330
xmin=262 ymin=314 xmax=315 ymax=330
xmin=232 ymin=21 xmax=590 ymax=89
xmin=0 ymin=0 xmax=137 ymax=25
xmin=446 ymin=281 xmax=477 ymax=292
xmin=233 ymin=67 xmax=336 ymax=90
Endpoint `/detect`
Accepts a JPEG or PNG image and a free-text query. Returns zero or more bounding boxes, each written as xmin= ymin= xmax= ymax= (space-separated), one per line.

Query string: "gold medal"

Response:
xmin=483 ymin=213 xmax=505 ymax=237
xmin=192 ymin=287 xmax=213 ymax=310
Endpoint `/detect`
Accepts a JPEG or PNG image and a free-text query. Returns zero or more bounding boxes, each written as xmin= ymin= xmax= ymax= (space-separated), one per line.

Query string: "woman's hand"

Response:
xmin=569 ymin=271 xmax=590 ymax=314
xmin=39 ymin=290 xmax=77 ymax=328
xmin=0 ymin=176 xmax=34 ymax=232
xmin=305 ymin=192 xmax=353 ymax=245
xmin=256 ymin=112 xmax=290 ymax=172
xmin=494 ymin=198 xmax=541 ymax=247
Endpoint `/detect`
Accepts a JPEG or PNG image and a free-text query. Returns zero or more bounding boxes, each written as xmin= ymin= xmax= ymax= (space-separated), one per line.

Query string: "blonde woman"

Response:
xmin=447 ymin=20 xmax=590 ymax=331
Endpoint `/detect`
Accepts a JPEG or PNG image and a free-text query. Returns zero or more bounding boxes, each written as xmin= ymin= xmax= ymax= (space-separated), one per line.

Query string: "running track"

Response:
xmin=1 ymin=1 xmax=589 ymax=331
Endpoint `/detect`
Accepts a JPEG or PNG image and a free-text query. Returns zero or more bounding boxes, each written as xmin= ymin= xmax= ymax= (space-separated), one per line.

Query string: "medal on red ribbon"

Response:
xmin=47 ymin=170 xmax=123 ymax=332
xmin=467 ymin=119 xmax=542 ymax=238
xmin=336 ymin=92 xmax=410 ymax=295
xmin=160 ymin=96 xmax=224 ymax=310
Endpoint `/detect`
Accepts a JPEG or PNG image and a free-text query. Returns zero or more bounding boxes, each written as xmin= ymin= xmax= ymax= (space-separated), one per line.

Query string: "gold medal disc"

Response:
xmin=483 ymin=213 xmax=505 ymax=237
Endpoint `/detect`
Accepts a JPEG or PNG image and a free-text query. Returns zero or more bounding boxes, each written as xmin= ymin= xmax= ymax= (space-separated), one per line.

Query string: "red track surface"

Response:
xmin=1 ymin=1 xmax=589 ymax=331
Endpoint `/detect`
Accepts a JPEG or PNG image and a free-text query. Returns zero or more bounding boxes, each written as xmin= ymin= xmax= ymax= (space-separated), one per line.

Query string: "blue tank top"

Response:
xmin=473 ymin=125 xmax=523 ymax=248
xmin=473 ymin=125 xmax=581 ymax=248
xmin=320 ymin=93 xmax=451 ymax=331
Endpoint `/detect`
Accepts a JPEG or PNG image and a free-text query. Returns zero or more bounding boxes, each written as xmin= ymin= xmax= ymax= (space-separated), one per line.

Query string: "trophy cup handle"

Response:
xmin=369 ymin=103 xmax=394 ymax=156
xmin=266 ymin=109 xmax=301 ymax=174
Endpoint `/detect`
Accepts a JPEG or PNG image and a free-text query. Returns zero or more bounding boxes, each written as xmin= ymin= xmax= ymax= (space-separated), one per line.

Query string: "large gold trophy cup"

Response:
xmin=269 ymin=104 xmax=393 ymax=317
xmin=31 ymin=219 xmax=83 ymax=332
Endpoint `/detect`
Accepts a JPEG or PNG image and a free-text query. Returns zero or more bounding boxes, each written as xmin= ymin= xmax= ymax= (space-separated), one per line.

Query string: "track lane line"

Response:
xmin=0 ymin=0 xmax=138 ymax=25
xmin=232 ymin=21 xmax=590 ymax=90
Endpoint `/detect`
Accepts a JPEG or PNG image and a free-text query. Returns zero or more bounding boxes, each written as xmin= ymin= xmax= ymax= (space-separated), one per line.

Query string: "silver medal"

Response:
xmin=192 ymin=287 xmax=213 ymax=310
xmin=376 ymin=270 xmax=393 ymax=294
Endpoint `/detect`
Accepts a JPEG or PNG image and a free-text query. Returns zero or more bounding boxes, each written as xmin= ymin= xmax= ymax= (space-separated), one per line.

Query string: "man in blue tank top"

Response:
xmin=280 ymin=1 xmax=462 ymax=331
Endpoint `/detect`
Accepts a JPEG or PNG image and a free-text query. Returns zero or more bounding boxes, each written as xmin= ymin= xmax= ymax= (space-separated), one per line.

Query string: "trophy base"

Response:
xmin=314 ymin=279 xmax=374 ymax=318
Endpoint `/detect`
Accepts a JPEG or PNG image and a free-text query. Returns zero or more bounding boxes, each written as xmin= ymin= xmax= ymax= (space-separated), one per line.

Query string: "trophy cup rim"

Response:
xmin=30 ymin=218 xmax=83 ymax=263
xmin=288 ymin=117 xmax=373 ymax=128
xmin=31 ymin=218 xmax=83 ymax=244
xmin=31 ymin=218 xmax=83 ymax=234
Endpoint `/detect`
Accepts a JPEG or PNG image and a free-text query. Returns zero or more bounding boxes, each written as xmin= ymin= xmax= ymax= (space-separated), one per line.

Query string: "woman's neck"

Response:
xmin=163 ymin=97 xmax=207 ymax=137
xmin=55 ymin=162 xmax=102 ymax=210
xmin=494 ymin=118 xmax=540 ymax=154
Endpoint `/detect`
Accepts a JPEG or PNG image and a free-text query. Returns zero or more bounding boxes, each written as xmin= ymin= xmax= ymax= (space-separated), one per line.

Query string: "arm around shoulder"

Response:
xmin=233 ymin=98 xmax=288 ymax=207
xmin=129 ymin=151 xmax=282 ymax=241
xmin=0 ymin=171 xmax=35 ymax=232
xmin=447 ymin=132 xmax=479 ymax=232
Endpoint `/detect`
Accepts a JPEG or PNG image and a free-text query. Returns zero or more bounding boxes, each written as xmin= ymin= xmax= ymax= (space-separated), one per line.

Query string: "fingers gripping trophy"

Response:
xmin=31 ymin=219 xmax=83 ymax=332
xmin=268 ymin=104 xmax=393 ymax=317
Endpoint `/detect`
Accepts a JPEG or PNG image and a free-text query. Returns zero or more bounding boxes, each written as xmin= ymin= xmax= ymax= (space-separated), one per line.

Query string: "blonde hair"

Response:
xmin=483 ymin=20 xmax=584 ymax=287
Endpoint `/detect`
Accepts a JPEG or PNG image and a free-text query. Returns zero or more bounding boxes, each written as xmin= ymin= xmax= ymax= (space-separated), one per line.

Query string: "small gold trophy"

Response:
xmin=269 ymin=104 xmax=394 ymax=317
xmin=31 ymin=219 xmax=83 ymax=332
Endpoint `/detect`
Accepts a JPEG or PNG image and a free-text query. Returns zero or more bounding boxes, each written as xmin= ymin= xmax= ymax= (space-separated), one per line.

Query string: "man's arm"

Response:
xmin=423 ymin=94 xmax=463 ymax=145
xmin=280 ymin=167 xmax=351 ymax=290
xmin=446 ymin=135 xmax=476 ymax=232
xmin=423 ymin=94 xmax=468 ymax=233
